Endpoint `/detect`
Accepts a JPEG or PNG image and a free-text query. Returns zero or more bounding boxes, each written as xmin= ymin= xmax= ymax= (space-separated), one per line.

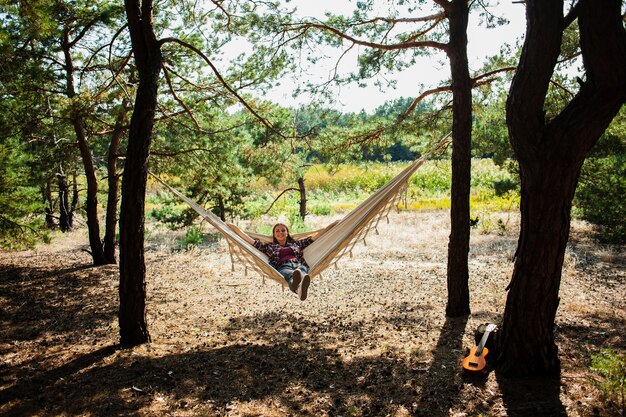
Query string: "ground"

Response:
xmin=0 ymin=211 xmax=624 ymax=417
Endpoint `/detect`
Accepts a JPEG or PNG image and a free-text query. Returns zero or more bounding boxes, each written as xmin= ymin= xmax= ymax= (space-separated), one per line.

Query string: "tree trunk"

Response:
xmin=62 ymin=28 xmax=106 ymax=265
xmin=445 ymin=0 xmax=472 ymax=317
xmin=216 ymin=194 xmax=226 ymax=221
xmin=42 ymin=180 xmax=55 ymax=228
xmin=104 ymin=101 xmax=129 ymax=264
xmin=119 ymin=0 xmax=163 ymax=346
xmin=70 ymin=173 xmax=79 ymax=229
xmin=498 ymin=0 xmax=626 ymax=376
xmin=74 ymin=117 xmax=107 ymax=265
xmin=298 ymin=176 xmax=307 ymax=220
xmin=58 ymin=172 xmax=72 ymax=232
xmin=499 ymin=158 xmax=580 ymax=374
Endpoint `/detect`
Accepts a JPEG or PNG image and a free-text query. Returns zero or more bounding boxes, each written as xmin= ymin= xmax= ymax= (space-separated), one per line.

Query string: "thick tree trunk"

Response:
xmin=499 ymin=157 xmax=581 ymax=375
xmin=103 ymin=102 xmax=129 ymax=264
xmin=119 ymin=0 xmax=163 ymax=346
xmin=445 ymin=0 xmax=472 ymax=317
xmin=498 ymin=0 xmax=626 ymax=376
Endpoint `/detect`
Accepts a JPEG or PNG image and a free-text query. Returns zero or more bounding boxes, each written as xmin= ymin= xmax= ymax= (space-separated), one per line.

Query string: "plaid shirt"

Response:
xmin=253 ymin=237 xmax=314 ymax=268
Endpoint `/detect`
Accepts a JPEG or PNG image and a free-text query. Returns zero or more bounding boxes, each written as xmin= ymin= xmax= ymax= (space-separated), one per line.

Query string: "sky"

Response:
xmin=262 ymin=1 xmax=527 ymax=113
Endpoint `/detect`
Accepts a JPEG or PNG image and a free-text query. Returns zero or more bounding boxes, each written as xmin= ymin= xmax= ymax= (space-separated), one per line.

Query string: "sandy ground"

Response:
xmin=0 ymin=210 xmax=624 ymax=416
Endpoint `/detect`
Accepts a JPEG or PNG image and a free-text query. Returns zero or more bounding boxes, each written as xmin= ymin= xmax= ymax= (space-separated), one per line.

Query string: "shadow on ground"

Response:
xmin=1 ymin=251 xmax=617 ymax=416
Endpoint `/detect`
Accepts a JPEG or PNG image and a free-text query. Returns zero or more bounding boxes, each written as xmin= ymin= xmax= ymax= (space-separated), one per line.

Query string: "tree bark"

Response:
xmin=298 ymin=176 xmax=307 ymax=220
xmin=42 ymin=180 xmax=55 ymax=228
xmin=57 ymin=172 xmax=72 ymax=232
xmin=73 ymin=116 xmax=107 ymax=265
xmin=119 ymin=0 xmax=163 ymax=346
xmin=216 ymin=194 xmax=226 ymax=221
xmin=70 ymin=173 xmax=79 ymax=229
xmin=445 ymin=0 xmax=472 ymax=317
xmin=498 ymin=0 xmax=626 ymax=376
xmin=103 ymin=101 xmax=129 ymax=264
xmin=62 ymin=28 xmax=106 ymax=265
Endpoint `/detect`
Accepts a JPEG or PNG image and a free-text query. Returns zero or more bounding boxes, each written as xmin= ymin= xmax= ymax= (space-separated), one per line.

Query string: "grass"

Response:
xmin=248 ymin=158 xmax=518 ymax=219
xmin=146 ymin=158 xmax=520 ymax=237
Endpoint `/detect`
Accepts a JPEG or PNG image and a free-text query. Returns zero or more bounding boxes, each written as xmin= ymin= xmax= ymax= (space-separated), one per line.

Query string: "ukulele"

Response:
xmin=462 ymin=323 xmax=497 ymax=374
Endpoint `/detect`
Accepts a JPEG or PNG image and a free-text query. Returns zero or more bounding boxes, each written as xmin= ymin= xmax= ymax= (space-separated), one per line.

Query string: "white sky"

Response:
xmin=263 ymin=1 xmax=527 ymax=113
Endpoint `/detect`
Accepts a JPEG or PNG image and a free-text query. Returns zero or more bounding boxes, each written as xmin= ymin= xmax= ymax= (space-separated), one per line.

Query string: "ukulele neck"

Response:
xmin=474 ymin=326 xmax=495 ymax=356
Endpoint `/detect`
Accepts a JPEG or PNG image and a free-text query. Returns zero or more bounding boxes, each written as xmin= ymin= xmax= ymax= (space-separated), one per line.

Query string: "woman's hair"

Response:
xmin=272 ymin=223 xmax=294 ymax=244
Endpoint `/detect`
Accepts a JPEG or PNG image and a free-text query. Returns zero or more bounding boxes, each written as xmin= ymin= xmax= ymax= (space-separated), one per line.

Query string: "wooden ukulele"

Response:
xmin=462 ymin=323 xmax=497 ymax=374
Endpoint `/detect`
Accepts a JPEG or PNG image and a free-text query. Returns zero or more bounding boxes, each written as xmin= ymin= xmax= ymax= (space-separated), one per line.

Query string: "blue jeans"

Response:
xmin=276 ymin=260 xmax=309 ymax=286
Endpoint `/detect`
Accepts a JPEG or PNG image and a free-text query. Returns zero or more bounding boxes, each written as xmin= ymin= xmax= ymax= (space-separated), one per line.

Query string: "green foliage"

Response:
xmin=590 ymin=349 xmax=625 ymax=412
xmin=472 ymin=92 xmax=515 ymax=165
xmin=409 ymin=162 xmax=451 ymax=195
xmin=305 ymin=162 xmax=396 ymax=194
xmin=309 ymin=202 xmax=332 ymax=216
xmin=286 ymin=211 xmax=308 ymax=233
xmin=148 ymin=193 xmax=193 ymax=230
xmin=493 ymin=178 xmax=519 ymax=196
xmin=238 ymin=158 xmax=517 ymax=220
xmin=574 ymin=131 xmax=626 ymax=243
xmin=177 ymin=226 xmax=204 ymax=249
xmin=0 ymin=140 xmax=47 ymax=249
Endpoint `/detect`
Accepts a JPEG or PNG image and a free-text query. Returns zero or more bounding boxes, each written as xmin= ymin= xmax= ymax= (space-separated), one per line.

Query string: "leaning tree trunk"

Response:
xmin=498 ymin=0 xmax=626 ymax=376
xmin=103 ymin=101 xmax=129 ymax=264
xmin=74 ymin=117 xmax=107 ymax=265
xmin=62 ymin=28 xmax=106 ymax=265
xmin=119 ymin=0 xmax=163 ymax=346
xmin=445 ymin=0 xmax=472 ymax=317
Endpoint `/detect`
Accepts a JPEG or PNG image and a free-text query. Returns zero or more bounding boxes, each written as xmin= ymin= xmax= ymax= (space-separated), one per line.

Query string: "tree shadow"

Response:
xmin=1 ymin=309 xmax=475 ymax=417
xmin=0 ymin=263 xmax=118 ymax=344
xmin=413 ymin=315 xmax=468 ymax=417
xmin=495 ymin=372 xmax=566 ymax=417
xmin=0 ymin=344 xmax=119 ymax=413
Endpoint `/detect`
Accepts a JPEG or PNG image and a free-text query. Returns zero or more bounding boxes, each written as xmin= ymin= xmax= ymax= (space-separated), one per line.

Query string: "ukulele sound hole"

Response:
xmin=469 ymin=362 xmax=479 ymax=367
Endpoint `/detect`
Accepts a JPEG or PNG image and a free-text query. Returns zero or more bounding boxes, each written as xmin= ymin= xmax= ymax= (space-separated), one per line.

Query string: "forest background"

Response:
xmin=1 ymin=0 xmax=623 ymax=249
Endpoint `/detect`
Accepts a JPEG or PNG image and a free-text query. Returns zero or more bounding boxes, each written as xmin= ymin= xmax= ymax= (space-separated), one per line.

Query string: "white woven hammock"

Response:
xmin=150 ymin=135 xmax=450 ymax=286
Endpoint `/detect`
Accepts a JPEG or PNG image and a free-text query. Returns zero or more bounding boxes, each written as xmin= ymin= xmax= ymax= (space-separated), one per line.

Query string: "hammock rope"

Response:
xmin=149 ymin=134 xmax=450 ymax=285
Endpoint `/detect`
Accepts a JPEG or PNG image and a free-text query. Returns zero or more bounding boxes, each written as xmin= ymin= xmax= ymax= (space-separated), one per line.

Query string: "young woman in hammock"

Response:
xmin=226 ymin=221 xmax=338 ymax=301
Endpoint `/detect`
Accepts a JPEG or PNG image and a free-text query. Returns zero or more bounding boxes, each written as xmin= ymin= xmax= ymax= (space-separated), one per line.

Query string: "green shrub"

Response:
xmin=310 ymin=202 xmax=332 ymax=216
xmin=409 ymin=162 xmax=451 ymax=193
xmin=178 ymin=226 xmax=204 ymax=249
xmin=494 ymin=178 xmax=519 ymax=196
xmin=590 ymin=349 xmax=625 ymax=413
xmin=148 ymin=193 xmax=195 ymax=229
xmin=233 ymin=159 xmax=517 ymax=221
xmin=574 ymin=154 xmax=625 ymax=243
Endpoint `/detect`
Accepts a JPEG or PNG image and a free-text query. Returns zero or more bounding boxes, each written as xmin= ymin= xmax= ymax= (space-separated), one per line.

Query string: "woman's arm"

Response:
xmin=226 ymin=223 xmax=255 ymax=245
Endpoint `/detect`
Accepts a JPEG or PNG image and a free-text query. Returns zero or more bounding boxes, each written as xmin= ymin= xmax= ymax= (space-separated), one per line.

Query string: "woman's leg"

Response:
xmin=277 ymin=261 xmax=300 ymax=292
xmin=295 ymin=264 xmax=310 ymax=301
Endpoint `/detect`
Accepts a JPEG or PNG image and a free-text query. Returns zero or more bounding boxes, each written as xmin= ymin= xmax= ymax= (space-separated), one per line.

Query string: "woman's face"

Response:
xmin=273 ymin=224 xmax=289 ymax=244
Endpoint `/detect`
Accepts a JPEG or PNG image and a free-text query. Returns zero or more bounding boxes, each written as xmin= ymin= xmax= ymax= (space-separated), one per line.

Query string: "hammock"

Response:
xmin=149 ymin=135 xmax=450 ymax=286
